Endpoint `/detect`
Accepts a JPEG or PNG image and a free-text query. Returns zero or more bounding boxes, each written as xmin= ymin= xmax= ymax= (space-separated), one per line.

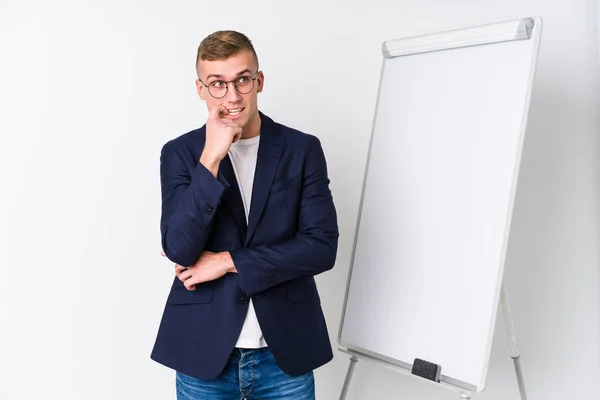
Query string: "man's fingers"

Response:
xmin=228 ymin=125 xmax=243 ymax=142
xmin=218 ymin=105 xmax=230 ymax=118
xmin=184 ymin=278 xmax=196 ymax=291
xmin=177 ymin=268 xmax=191 ymax=282
xmin=220 ymin=119 xmax=241 ymax=130
xmin=161 ymin=251 xmax=166 ymax=256
xmin=208 ymin=105 xmax=219 ymax=119
xmin=209 ymin=105 xmax=229 ymax=120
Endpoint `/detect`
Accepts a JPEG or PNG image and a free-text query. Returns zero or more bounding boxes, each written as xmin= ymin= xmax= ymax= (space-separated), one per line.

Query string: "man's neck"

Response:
xmin=241 ymin=112 xmax=261 ymax=139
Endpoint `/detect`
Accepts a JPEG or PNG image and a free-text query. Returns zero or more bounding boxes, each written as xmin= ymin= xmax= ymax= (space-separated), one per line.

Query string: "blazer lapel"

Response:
xmin=245 ymin=113 xmax=285 ymax=246
xmin=218 ymin=154 xmax=248 ymax=235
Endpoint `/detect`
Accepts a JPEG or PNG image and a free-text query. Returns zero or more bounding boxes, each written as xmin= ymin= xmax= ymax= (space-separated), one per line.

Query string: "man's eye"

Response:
xmin=211 ymin=81 xmax=224 ymax=88
xmin=237 ymin=76 xmax=250 ymax=84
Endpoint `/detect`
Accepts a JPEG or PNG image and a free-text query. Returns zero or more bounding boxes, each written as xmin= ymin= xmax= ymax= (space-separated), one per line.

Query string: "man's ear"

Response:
xmin=257 ymin=71 xmax=264 ymax=93
xmin=196 ymin=79 xmax=206 ymax=101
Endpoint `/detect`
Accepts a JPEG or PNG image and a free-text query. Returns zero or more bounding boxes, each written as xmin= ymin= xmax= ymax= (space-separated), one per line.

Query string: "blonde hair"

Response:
xmin=196 ymin=30 xmax=259 ymax=77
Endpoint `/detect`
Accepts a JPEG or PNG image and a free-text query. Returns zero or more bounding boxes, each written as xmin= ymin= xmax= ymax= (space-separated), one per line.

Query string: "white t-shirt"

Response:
xmin=227 ymin=135 xmax=267 ymax=348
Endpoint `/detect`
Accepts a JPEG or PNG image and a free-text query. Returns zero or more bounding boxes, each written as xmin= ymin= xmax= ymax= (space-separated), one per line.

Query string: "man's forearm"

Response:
xmin=160 ymin=146 xmax=229 ymax=267
xmin=229 ymin=232 xmax=338 ymax=297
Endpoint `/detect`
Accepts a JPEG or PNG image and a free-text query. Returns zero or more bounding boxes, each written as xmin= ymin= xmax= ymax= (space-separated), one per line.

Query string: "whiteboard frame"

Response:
xmin=337 ymin=16 xmax=543 ymax=393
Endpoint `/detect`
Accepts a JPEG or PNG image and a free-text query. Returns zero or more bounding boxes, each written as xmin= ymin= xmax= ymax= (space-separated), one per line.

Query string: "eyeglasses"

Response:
xmin=198 ymin=71 xmax=260 ymax=99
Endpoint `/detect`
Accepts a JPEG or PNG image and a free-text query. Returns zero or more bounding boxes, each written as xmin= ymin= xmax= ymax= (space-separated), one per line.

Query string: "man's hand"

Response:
xmin=200 ymin=105 xmax=242 ymax=177
xmin=161 ymin=250 xmax=237 ymax=290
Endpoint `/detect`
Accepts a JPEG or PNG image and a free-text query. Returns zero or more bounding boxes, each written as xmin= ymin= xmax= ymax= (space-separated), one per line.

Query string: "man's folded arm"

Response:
xmin=160 ymin=143 xmax=229 ymax=267
xmin=229 ymin=137 xmax=339 ymax=297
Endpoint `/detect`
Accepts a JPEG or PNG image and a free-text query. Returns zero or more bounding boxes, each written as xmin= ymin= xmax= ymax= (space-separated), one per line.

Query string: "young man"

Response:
xmin=151 ymin=30 xmax=339 ymax=399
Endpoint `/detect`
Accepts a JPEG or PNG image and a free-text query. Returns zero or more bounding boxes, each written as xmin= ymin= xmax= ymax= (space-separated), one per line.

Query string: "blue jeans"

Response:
xmin=176 ymin=347 xmax=315 ymax=400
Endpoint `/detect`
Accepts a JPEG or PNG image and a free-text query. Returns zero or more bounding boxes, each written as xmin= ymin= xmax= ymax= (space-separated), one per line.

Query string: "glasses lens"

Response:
xmin=208 ymin=82 xmax=227 ymax=98
xmin=235 ymin=76 xmax=255 ymax=94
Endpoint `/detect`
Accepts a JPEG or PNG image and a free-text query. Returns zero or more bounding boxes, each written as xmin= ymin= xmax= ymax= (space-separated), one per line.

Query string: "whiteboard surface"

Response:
xmin=338 ymin=18 xmax=542 ymax=392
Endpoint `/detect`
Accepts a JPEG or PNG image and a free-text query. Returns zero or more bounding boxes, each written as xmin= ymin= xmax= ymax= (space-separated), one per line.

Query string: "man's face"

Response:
xmin=196 ymin=50 xmax=263 ymax=129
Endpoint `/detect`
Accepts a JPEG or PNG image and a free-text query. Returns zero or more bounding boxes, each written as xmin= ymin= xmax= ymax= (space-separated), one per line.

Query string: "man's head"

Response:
xmin=195 ymin=30 xmax=264 ymax=136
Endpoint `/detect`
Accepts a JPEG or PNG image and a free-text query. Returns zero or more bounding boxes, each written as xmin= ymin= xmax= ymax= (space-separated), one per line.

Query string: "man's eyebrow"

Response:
xmin=235 ymin=68 xmax=253 ymax=76
xmin=206 ymin=69 xmax=254 ymax=81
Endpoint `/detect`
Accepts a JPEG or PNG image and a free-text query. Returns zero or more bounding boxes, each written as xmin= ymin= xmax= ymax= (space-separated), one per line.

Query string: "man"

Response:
xmin=151 ymin=30 xmax=339 ymax=400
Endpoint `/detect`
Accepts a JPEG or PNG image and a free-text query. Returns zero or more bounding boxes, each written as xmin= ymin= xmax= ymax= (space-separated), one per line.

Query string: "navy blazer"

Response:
xmin=151 ymin=111 xmax=339 ymax=379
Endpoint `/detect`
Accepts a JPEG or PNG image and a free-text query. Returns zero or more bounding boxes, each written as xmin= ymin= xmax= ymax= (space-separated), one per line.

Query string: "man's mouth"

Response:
xmin=227 ymin=108 xmax=243 ymax=115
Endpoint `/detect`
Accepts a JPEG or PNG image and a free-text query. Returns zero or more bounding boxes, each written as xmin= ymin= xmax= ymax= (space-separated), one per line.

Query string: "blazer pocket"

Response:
xmin=271 ymin=175 xmax=301 ymax=194
xmin=287 ymin=283 xmax=321 ymax=304
xmin=167 ymin=286 xmax=214 ymax=305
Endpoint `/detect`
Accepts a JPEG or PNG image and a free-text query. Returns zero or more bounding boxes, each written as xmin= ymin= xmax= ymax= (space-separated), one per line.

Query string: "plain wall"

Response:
xmin=0 ymin=1 xmax=598 ymax=399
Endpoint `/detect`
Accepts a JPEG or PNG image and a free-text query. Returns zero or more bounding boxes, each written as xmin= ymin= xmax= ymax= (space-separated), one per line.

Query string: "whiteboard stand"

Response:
xmin=339 ymin=355 xmax=358 ymax=400
xmin=501 ymin=284 xmax=528 ymax=400
xmin=338 ymin=282 xmax=528 ymax=400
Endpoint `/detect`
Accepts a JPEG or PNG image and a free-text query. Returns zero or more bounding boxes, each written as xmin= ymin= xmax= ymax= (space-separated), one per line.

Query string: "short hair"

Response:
xmin=196 ymin=30 xmax=259 ymax=77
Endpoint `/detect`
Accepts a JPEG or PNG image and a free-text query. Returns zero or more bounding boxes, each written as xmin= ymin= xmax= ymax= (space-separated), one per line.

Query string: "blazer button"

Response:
xmin=206 ymin=205 xmax=214 ymax=215
xmin=266 ymin=276 xmax=277 ymax=285
xmin=240 ymin=296 xmax=249 ymax=304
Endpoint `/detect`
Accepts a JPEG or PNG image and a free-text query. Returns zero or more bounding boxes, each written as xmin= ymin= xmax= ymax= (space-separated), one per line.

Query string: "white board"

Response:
xmin=338 ymin=17 xmax=543 ymax=393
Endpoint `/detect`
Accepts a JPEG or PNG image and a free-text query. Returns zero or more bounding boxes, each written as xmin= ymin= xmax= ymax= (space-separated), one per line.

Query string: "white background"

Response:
xmin=0 ymin=1 xmax=598 ymax=399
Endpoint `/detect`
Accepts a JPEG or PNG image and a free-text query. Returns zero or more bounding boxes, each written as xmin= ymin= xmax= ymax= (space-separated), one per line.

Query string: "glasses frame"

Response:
xmin=198 ymin=71 xmax=261 ymax=99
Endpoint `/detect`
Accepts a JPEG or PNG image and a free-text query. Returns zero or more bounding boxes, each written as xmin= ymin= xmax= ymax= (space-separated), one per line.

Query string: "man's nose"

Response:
xmin=225 ymin=82 xmax=242 ymax=102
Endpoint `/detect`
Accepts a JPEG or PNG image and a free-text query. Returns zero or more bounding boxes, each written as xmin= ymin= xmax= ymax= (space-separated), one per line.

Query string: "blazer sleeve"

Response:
xmin=229 ymin=137 xmax=339 ymax=297
xmin=159 ymin=142 xmax=229 ymax=267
